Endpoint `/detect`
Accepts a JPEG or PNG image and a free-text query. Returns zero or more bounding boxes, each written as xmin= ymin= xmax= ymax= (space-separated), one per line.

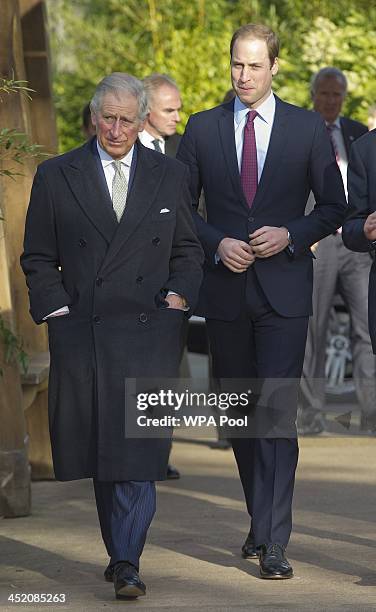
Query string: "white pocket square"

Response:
xmin=160 ymin=208 xmax=170 ymax=213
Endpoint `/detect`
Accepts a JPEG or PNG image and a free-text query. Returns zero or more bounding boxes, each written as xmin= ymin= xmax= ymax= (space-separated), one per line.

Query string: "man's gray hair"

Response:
xmin=90 ymin=73 xmax=148 ymax=121
xmin=311 ymin=67 xmax=348 ymax=97
xmin=143 ymin=73 xmax=179 ymax=106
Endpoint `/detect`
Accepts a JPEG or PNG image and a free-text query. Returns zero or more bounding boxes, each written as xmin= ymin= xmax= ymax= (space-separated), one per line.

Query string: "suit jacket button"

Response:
xmin=139 ymin=313 xmax=148 ymax=323
xmin=136 ymin=276 xmax=143 ymax=283
xmin=93 ymin=315 xmax=101 ymax=323
xmin=96 ymin=277 xmax=103 ymax=286
xmin=152 ymin=237 xmax=160 ymax=246
xmin=79 ymin=238 xmax=87 ymax=247
xmin=248 ymin=216 xmax=255 ymax=222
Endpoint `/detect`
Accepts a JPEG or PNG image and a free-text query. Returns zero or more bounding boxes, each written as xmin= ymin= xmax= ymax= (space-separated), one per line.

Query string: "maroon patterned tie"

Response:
xmin=241 ymin=110 xmax=258 ymax=207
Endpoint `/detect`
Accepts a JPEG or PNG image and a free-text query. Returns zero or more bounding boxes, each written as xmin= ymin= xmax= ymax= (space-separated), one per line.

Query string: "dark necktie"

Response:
xmin=326 ymin=124 xmax=340 ymax=165
xmin=241 ymin=110 xmax=258 ymax=207
xmin=152 ymin=138 xmax=162 ymax=153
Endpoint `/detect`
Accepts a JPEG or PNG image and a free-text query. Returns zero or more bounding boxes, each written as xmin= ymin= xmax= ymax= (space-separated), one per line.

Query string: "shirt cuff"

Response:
xmin=43 ymin=306 xmax=70 ymax=320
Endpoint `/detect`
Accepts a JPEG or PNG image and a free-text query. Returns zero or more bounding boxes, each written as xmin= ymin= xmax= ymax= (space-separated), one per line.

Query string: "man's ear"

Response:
xmin=271 ymin=57 xmax=279 ymax=77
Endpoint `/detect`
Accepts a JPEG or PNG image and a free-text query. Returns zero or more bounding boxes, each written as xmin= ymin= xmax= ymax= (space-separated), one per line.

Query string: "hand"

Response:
xmin=249 ymin=226 xmax=289 ymax=258
xmin=364 ymin=212 xmax=376 ymax=241
xmin=165 ymin=293 xmax=186 ymax=311
xmin=217 ymin=237 xmax=255 ymax=273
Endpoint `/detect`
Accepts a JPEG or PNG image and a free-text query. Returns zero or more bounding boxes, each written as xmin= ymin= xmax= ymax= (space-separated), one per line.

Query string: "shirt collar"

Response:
xmin=96 ymin=140 xmax=134 ymax=168
xmin=139 ymin=129 xmax=165 ymax=147
xmin=234 ymin=91 xmax=275 ymax=126
xmin=325 ymin=117 xmax=341 ymax=129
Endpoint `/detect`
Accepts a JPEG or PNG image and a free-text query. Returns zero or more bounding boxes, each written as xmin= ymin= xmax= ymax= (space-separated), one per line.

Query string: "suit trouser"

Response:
xmin=93 ymin=480 xmax=156 ymax=569
xmin=301 ymin=234 xmax=376 ymax=416
xmin=206 ymin=268 xmax=308 ymax=548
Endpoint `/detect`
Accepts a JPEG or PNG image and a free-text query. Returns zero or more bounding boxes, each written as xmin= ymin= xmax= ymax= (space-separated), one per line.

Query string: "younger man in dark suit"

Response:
xmin=178 ymin=24 xmax=347 ymax=579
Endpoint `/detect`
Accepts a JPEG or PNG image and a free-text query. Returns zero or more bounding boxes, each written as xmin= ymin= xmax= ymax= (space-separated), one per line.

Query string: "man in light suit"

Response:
xmin=299 ymin=67 xmax=372 ymax=435
xmin=21 ymin=73 xmax=203 ymax=600
xmin=177 ymin=24 xmax=347 ymax=579
xmin=342 ymin=129 xmax=376 ymax=433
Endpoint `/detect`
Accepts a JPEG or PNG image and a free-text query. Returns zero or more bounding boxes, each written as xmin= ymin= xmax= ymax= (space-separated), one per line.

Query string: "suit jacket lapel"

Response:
xmin=340 ymin=117 xmax=353 ymax=157
xmin=250 ymin=97 xmax=290 ymax=214
xmin=61 ymin=138 xmax=118 ymax=244
xmin=218 ymin=102 xmax=249 ymax=211
xmin=100 ymin=142 xmax=164 ymax=272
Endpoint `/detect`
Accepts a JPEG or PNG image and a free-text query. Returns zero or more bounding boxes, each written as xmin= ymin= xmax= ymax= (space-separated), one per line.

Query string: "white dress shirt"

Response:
xmin=97 ymin=141 xmax=134 ymax=197
xmin=234 ymin=91 xmax=276 ymax=181
xmin=214 ymin=92 xmax=276 ymax=265
xmin=139 ymin=129 xmax=165 ymax=153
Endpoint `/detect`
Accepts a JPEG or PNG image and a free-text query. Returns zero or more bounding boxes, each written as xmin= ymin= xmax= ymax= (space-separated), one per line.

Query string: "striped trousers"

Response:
xmin=93 ymin=479 xmax=156 ymax=569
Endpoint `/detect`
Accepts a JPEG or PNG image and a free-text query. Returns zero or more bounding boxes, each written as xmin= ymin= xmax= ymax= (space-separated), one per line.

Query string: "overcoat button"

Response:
xmin=136 ymin=276 xmax=143 ymax=283
xmin=96 ymin=277 xmax=103 ymax=286
xmin=79 ymin=238 xmax=87 ymax=247
xmin=152 ymin=237 xmax=160 ymax=246
xmin=139 ymin=313 xmax=148 ymax=323
xmin=93 ymin=315 xmax=101 ymax=323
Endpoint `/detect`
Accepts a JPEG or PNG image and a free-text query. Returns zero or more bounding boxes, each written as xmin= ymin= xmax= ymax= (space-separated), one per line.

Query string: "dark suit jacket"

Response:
xmin=20 ymin=138 xmax=203 ymax=481
xmin=165 ymin=133 xmax=181 ymax=158
xmin=177 ymin=96 xmax=347 ymax=320
xmin=342 ymin=129 xmax=376 ymax=352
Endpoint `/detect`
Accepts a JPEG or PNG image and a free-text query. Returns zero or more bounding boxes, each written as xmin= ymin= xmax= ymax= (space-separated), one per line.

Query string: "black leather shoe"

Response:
xmin=113 ymin=561 xmax=146 ymax=599
xmin=241 ymin=530 xmax=258 ymax=558
xmin=104 ymin=563 xmax=114 ymax=582
xmin=167 ymin=464 xmax=180 ymax=479
xmin=259 ymin=543 xmax=293 ymax=579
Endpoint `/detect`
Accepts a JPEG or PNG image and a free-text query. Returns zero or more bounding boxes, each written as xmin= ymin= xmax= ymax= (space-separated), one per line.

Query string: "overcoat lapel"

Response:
xmin=100 ymin=143 xmax=165 ymax=272
xmin=61 ymin=138 xmax=118 ymax=244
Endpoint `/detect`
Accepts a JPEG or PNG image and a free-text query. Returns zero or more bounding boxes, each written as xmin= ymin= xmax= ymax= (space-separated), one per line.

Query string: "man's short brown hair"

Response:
xmin=230 ymin=24 xmax=279 ymax=66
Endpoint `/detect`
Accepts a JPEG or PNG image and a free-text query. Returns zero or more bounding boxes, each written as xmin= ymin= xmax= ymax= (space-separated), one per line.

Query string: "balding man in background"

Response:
xmin=140 ymin=73 xmax=182 ymax=157
xmin=140 ymin=73 xmax=184 ymax=479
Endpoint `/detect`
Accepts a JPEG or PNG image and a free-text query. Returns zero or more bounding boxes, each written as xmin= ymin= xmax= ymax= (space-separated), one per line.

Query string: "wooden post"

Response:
xmin=0 ymin=0 xmax=58 ymax=515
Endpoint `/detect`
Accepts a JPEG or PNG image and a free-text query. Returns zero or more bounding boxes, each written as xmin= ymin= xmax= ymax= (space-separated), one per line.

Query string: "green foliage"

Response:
xmin=0 ymin=314 xmax=28 ymax=377
xmin=0 ymin=78 xmax=48 ymax=186
xmin=0 ymin=76 xmax=34 ymax=101
xmin=47 ymin=0 xmax=376 ymax=152
xmin=0 ymin=128 xmax=46 ymax=179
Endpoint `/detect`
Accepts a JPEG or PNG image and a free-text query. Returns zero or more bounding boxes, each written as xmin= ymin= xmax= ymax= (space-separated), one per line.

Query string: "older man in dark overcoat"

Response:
xmin=21 ymin=72 xmax=203 ymax=600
